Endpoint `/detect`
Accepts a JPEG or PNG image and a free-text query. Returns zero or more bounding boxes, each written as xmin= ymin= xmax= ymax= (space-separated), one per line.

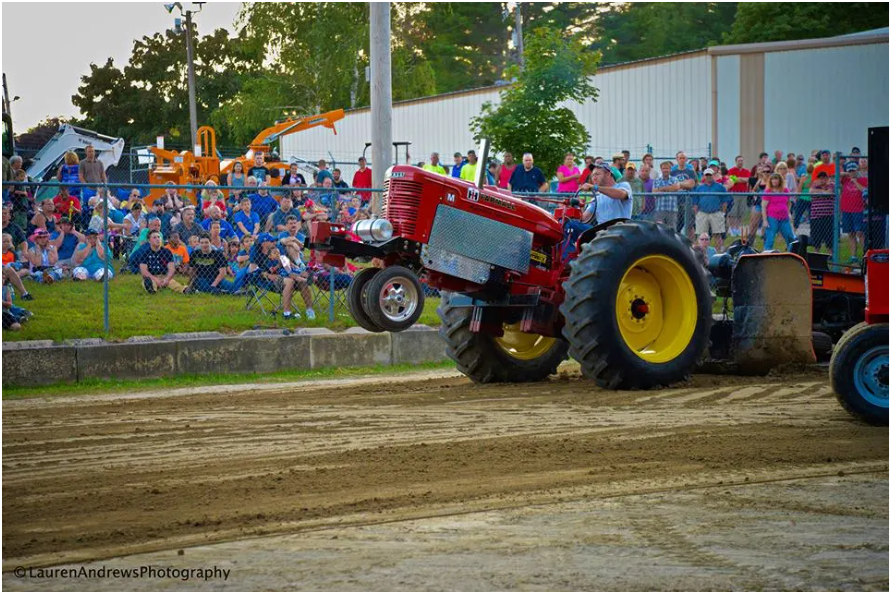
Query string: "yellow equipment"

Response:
xmin=148 ymin=126 xmax=221 ymax=204
xmin=148 ymin=109 xmax=345 ymax=203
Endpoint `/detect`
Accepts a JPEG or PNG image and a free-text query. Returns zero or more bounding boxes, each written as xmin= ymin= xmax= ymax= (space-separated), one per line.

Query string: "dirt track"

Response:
xmin=3 ymin=366 xmax=887 ymax=578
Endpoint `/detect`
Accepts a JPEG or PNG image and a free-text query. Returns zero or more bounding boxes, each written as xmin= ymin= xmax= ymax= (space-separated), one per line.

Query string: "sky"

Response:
xmin=1 ymin=2 xmax=242 ymax=133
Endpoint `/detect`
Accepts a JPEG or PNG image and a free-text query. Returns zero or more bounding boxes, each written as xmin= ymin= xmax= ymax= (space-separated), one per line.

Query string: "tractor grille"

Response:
xmin=380 ymin=179 xmax=389 ymax=217
xmin=382 ymin=178 xmax=423 ymax=237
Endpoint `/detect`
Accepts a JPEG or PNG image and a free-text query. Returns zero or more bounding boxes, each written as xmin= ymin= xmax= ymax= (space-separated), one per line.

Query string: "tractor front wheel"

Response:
xmin=364 ymin=265 xmax=425 ymax=332
xmin=438 ymin=293 xmax=568 ymax=383
xmin=561 ymin=221 xmax=712 ymax=389
xmin=346 ymin=267 xmax=384 ymax=332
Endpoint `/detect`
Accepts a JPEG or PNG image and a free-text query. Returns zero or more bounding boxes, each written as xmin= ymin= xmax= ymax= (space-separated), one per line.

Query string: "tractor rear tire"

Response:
xmin=561 ymin=220 xmax=712 ymax=389
xmin=346 ymin=267 xmax=384 ymax=333
xmin=829 ymin=322 xmax=888 ymax=426
xmin=812 ymin=331 xmax=834 ymax=361
xmin=437 ymin=292 xmax=568 ymax=383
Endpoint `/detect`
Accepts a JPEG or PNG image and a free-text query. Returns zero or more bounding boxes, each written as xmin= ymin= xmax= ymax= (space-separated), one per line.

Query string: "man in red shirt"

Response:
xmin=52 ymin=185 xmax=82 ymax=227
xmin=726 ymin=155 xmax=751 ymax=237
xmin=815 ymin=149 xmax=836 ymax=177
xmin=578 ymin=155 xmax=596 ymax=187
xmin=351 ymin=157 xmax=372 ymax=204
xmin=840 ymin=160 xmax=868 ymax=260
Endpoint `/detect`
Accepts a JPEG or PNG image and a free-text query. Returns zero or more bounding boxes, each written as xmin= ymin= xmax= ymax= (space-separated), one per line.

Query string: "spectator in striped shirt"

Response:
xmin=808 ymin=171 xmax=835 ymax=256
xmin=639 ymin=164 xmax=655 ymax=220
xmin=653 ymin=161 xmax=682 ymax=229
xmin=671 ymin=152 xmax=698 ymax=239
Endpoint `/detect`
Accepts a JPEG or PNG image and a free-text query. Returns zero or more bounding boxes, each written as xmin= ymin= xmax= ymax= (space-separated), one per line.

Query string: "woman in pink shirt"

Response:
xmin=762 ymin=173 xmax=795 ymax=251
xmin=556 ymin=152 xmax=581 ymax=194
xmin=497 ymin=152 xmax=517 ymax=189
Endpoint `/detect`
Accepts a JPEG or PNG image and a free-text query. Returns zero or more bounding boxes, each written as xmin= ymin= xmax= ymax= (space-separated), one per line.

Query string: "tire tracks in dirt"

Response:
xmin=3 ymin=368 xmax=885 ymax=569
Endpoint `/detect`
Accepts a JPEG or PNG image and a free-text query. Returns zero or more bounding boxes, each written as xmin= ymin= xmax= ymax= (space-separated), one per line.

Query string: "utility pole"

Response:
xmin=514 ymin=2 xmax=524 ymax=69
xmin=184 ymin=8 xmax=199 ymax=154
xmin=2 ymin=73 xmax=10 ymax=116
xmin=165 ymin=2 xmax=203 ymax=153
xmin=370 ymin=2 xmax=393 ymax=216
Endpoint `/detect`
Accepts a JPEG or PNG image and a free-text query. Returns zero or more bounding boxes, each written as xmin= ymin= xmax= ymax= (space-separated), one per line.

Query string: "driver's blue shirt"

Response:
xmin=583 ymin=181 xmax=633 ymax=224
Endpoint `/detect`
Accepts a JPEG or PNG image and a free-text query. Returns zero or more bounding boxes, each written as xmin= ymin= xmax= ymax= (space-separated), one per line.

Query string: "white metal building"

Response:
xmin=713 ymin=29 xmax=888 ymax=161
xmin=281 ymin=29 xmax=888 ymax=178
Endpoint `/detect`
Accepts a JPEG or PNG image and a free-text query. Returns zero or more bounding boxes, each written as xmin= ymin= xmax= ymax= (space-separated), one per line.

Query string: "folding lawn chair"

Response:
xmin=244 ymin=274 xmax=283 ymax=317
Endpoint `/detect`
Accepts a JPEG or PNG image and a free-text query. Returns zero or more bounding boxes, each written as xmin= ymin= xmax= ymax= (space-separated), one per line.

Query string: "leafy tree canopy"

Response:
xmin=414 ymin=3 xmax=512 ymax=93
xmin=67 ymin=2 xmax=886 ymax=151
xmin=72 ymin=25 xmax=258 ymax=147
xmin=212 ymin=2 xmax=437 ymax=146
xmin=590 ymin=2 xmax=738 ymax=64
xmin=15 ymin=117 xmax=71 ymax=154
xmin=471 ymin=27 xmax=600 ymax=177
xmin=724 ymin=3 xmax=888 ymax=44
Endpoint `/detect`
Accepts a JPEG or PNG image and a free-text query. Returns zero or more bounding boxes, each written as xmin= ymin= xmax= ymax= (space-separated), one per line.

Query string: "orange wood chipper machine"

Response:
xmin=147 ymin=109 xmax=345 ymax=203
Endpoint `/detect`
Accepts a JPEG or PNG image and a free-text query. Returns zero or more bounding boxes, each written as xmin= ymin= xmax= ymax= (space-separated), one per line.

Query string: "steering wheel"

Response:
xmin=575 ymin=187 xmax=595 ymax=221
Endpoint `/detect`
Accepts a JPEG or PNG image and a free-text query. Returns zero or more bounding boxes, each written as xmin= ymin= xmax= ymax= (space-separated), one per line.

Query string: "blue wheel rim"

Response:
xmin=853 ymin=345 xmax=889 ymax=408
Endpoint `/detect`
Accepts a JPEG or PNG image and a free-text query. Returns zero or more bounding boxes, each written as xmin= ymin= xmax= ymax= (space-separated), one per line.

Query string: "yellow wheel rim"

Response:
xmin=616 ymin=255 xmax=697 ymax=363
xmin=495 ymin=323 xmax=557 ymax=361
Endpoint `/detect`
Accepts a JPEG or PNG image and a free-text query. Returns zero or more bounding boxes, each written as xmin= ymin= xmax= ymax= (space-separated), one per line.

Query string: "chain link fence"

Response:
xmin=2 ymin=149 xmax=882 ymax=338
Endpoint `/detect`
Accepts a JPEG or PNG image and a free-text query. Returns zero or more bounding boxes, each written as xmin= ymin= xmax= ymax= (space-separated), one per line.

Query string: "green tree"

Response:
xmin=724 ymin=3 xmax=888 ymax=44
xmin=209 ymin=76 xmax=296 ymax=149
xmin=211 ymin=2 xmax=371 ymax=147
xmin=216 ymin=2 xmax=437 ymax=147
xmin=71 ymin=58 xmax=134 ymax=141
xmin=72 ymin=25 xmax=258 ymax=146
xmin=414 ymin=3 xmax=511 ymax=93
xmin=471 ymin=27 xmax=600 ymax=177
xmin=392 ymin=3 xmax=438 ymax=101
xmin=15 ymin=117 xmax=71 ymax=154
xmin=589 ymin=2 xmax=737 ymax=64
xmin=522 ymin=3 xmax=600 ymax=41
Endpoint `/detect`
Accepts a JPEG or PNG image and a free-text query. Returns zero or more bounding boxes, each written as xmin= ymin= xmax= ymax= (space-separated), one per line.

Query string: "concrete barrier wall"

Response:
xmin=2 ymin=325 xmax=448 ymax=388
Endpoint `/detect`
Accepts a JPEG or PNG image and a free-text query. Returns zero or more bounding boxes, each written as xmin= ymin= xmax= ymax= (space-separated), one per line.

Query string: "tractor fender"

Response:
xmin=576 ymin=218 xmax=628 ymax=249
xmin=731 ymin=252 xmax=817 ymax=373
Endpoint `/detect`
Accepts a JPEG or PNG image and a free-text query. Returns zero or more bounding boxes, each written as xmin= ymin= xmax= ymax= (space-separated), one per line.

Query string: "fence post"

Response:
xmin=102 ymin=188 xmax=110 ymax=335
xmin=646 ymin=144 xmax=653 ymax=156
xmin=329 ymin=265 xmax=336 ymax=323
xmin=833 ymin=151 xmax=842 ymax=265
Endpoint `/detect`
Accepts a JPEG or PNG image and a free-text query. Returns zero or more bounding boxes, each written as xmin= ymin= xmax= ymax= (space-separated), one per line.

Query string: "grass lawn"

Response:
xmin=4 ymin=262 xmax=442 ymax=343
xmin=2 ymin=360 xmax=457 ymax=400
xmin=3 ymin=228 xmax=858 ymax=343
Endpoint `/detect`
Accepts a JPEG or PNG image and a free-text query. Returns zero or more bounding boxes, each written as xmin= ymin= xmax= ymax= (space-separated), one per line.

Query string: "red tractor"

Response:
xmin=828 ymin=126 xmax=888 ymax=425
xmin=311 ymin=141 xmax=713 ymax=389
xmin=830 ymin=249 xmax=888 ymax=425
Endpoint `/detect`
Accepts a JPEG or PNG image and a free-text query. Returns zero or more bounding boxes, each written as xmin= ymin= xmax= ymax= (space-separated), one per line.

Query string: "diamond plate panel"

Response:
xmin=421 ymin=245 xmax=491 ymax=285
xmin=428 ymin=206 xmax=531 ymax=273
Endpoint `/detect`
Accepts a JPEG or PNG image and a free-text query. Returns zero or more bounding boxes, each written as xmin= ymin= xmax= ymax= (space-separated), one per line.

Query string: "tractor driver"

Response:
xmin=580 ymin=162 xmax=633 ymax=225
xmin=561 ymin=163 xmax=633 ymax=260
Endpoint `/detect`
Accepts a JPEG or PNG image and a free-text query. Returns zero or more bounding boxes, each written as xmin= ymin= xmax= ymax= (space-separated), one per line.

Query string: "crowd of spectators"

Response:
xmin=572 ymin=148 xmax=870 ymax=259
xmin=419 ymin=146 xmax=874 ymax=261
xmin=1 ymin=140 xmax=878 ymax=332
xmin=0 ymin=147 xmax=389 ymax=327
